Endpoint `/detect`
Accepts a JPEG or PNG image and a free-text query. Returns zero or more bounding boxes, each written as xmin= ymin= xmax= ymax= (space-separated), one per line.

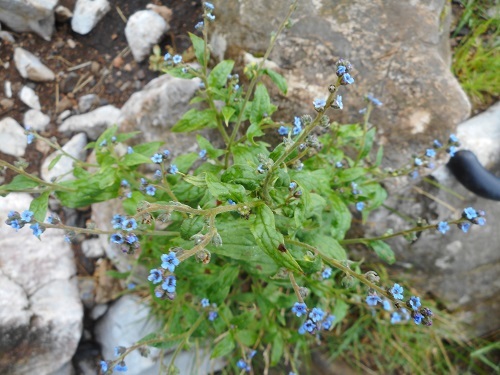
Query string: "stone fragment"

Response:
xmin=41 ymin=133 xmax=87 ymax=182
xmin=14 ymin=47 xmax=55 ymax=82
xmin=125 ymin=10 xmax=169 ymax=62
xmin=78 ymin=94 xmax=100 ymax=113
xmin=4 ymin=80 xmax=12 ymax=98
xmin=24 ymin=109 xmax=50 ymax=131
xmin=55 ymin=5 xmax=73 ymax=23
xmin=0 ymin=117 xmax=27 ymax=156
xmin=71 ymin=0 xmax=110 ymax=35
xmin=59 ymin=105 xmax=120 ymax=140
xmin=19 ymin=85 xmax=41 ymax=110
xmin=0 ymin=98 xmax=14 ymax=111
xmin=81 ymin=238 xmax=105 ymax=258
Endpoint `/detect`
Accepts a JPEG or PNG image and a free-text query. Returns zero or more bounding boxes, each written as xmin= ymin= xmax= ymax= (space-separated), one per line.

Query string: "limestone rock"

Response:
xmin=14 ymin=47 xmax=55 ymax=82
xmin=0 ymin=0 xmax=58 ymax=41
xmin=41 ymin=133 xmax=87 ymax=182
xmin=0 ymin=117 xmax=27 ymax=157
xmin=125 ymin=10 xmax=169 ymax=62
xmin=78 ymin=94 xmax=100 ymax=113
xmin=59 ymin=105 xmax=120 ymax=140
xmin=71 ymin=0 xmax=110 ymax=35
xmin=212 ymin=0 xmax=471 ymax=168
xmin=24 ymin=109 xmax=50 ymax=131
xmin=0 ymin=193 xmax=83 ymax=374
xmin=19 ymin=85 xmax=41 ymax=110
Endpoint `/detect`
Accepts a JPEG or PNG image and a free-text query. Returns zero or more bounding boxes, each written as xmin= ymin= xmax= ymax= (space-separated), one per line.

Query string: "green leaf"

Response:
xmin=336 ymin=167 xmax=366 ymax=183
xmin=196 ymin=134 xmax=225 ymax=159
xmin=132 ymin=142 xmax=163 ymax=156
xmin=0 ymin=175 xmax=39 ymax=191
xmin=358 ymin=127 xmax=376 ymax=160
xmin=207 ymin=265 xmax=240 ymax=302
xmin=250 ymin=205 xmax=303 ymax=273
xmin=123 ymin=152 xmax=153 ymax=166
xmin=29 ymin=191 xmax=50 ymax=222
xmin=325 ymin=193 xmax=352 ymax=240
xmin=375 ymin=145 xmax=384 ymax=167
xmin=250 ymin=83 xmax=275 ymax=125
xmin=183 ymin=174 xmax=208 ymax=188
xmin=369 ymin=240 xmax=396 ymax=264
xmin=332 ymin=299 xmax=349 ymax=325
xmin=207 ymin=60 xmax=234 ymax=89
xmin=246 ymin=122 xmax=265 ymax=144
xmin=307 ymin=234 xmax=347 ymax=261
xmin=173 ymin=152 xmax=199 ymax=173
xmin=235 ymin=330 xmax=257 ymax=347
xmin=47 ymin=154 xmax=63 ymax=171
xmin=180 ymin=215 xmax=204 ymax=240
xmin=263 ymin=68 xmax=288 ymax=94
xmin=221 ymin=106 xmax=236 ymax=126
xmin=172 ymin=109 xmax=217 ymax=132
xmin=189 ymin=32 xmax=206 ymax=66
xmin=221 ymin=164 xmax=263 ymax=191
xmin=295 ymin=250 xmax=322 ymax=274
xmin=98 ymin=169 xmax=117 ymax=189
xmin=232 ymin=142 xmax=269 ymax=166
xmin=271 ymin=333 xmax=284 ymax=365
xmin=211 ymin=333 xmax=235 ymax=358
xmin=205 ymin=173 xmax=247 ymax=202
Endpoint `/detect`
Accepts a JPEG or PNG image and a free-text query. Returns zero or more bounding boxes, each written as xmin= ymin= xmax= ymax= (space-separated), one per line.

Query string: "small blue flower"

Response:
xmin=366 ymin=294 xmax=381 ymax=306
xmin=111 ymin=233 xmax=124 ymax=244
xmin=463 ymin=207 xmax=478 ymax=220
xmin=390 ymin=283 xmax=404 ymax=300
xmin=356 ymin=202 xmax=365 ymax=211
xmin=100 ymin=360 xmax=109 ymax=372
xmin=291 ymin=302 xmax=307 ymax=317
xmin=409 ymin=170 xmax=419 ymax=179
xmin=257 ymin=164 xmax=265 ymax=173
xmin=21 ymin=210 xmax=34 ymax=222
xmin=236 ymin=359 xmax=248 ymax=370
xmin=122 ymin=218 xmax=137 ymax=231
xmin=114 ymin=346 xmax=126 ymax=357
xmin=425 ymin=149 xmax=436 ymax=158
xmin=127 ymin=146 xmax=134 ymax=154
xmin=313 ymin=98 xmax=326 ymax=110
xmin=289 ymin=182 xmax=297 ymax=190
xmin=292 ymin=116 xmax=302 ymax=134
xmin=162 ymin=275 xmax=176 ymax=293
xmin=448 ymin=145 xmax=458 ymax=157
xmin=163 ymin=150 xmax=170 ymax=158
xmin=161 ymin=251 xmax=180 ymax=272
xmin=145 ymin=185 xmax=156 ymax=196
xmin=30 ymin=223 xmax=44 ymax=238
xmin=111 ymin=214 xmax=126 ymax=229
xmin=458 ymin=222 xmax=471 ymax=233
xmin=341 ymin=73 xmax=355 ymax=85
xmin=199 ymin=149 xmax=207 ymax=159
xmin=309 ymin=307 xmax=325 ymax=323
xmin=204 ymin=2 xmax=215 ymax=11
xmin=413 ymin=312 xmax=424 ymax=325
xmin=336 ymin=65 xmax=347 ymax=77
xmin=121 ymin=179 xmax=129 ymax=187
xmin=195 ymin=21 xmax=204 ymax=31
xmin=151 ymin=153 xmax=163 ymax=164
xmin=9 ymin=219 xmax=22 ymax=231
xmin=154 ymin=170 xmax=162 ymax=180
xmin=336 ymin=161 xmax=343 ymax=168
xmin=475 ymin=217 xmax=486 ymax=226
xmin=111 ymin=136 xmax=117 ymax=143
xmin=295 ymin=162 xmax=304 ymax=171
xmin=206 ymin=13 xmax=215 ymax=22
xmin=208 ymin=310 xmax=218 ymax=321
xmin=173 ymin=55 xmax=182 ymax=64
xmin=148 ymin=269 xmax=163 ymax=284
xmin=8 ymin=211 xmax=18 ymax=218
xmin=199 ymin=82 xmax=206 ymax=89
xmin=227 ymin=199 xmax=236 ymax=205
xmin=164 ymin=53 xmax=171 ymax=61
xmin=449 ymin=134 xmax=459 ymax=143
xmin=292 ymin=125 xmax=302 ymax=135
xmin=278 ymin=126 xmax=289 ymax=135
xmin=321 ymin=314 xmax=335 ymax=330
xmin=434 ymin=139 xmax=443 ymax=148
xmin=300 ymin=319 xmax=316 ymax=334
xmin=249 ymin=350 xmax=257 ymax=359
xmin=125 ymin=234 xmax=138 ymax=244
xmin=409 ymin=296 xmax=421 ymax=310
xmin=390 ymin=312 xmax=402 ymax=324
xmin=27 ymin=133 xmax=35 ymax=145
xmin=332 ymin=95 xmax=343 ymax=109
xmin=382 ymin=299 xmax=392 ymax=311
xmin=414 ymin=158 xmax=423 ymax=166
xmin=437 ymin=221 xmax=450 ymax=234
xmin=359 ymin=107 xmax=367 ymax=114
xmin=99 ymin=140 xmax=107 ymax=147
xmin=234 ymin=84 xmax=240 ymax=91
xmin=169 ymin=165 xmax=179 ymax=174
xmin=115 ymin=361 xmax=128 ymax=372
xmin=182 ymin=67 xmax=189 ymax=74
xmin=366 ymin=93 xmax=382 ymax=107
xmin=321 ymin=267 xmax=332 ymax=279
xmin=201 ymin=298 xmax=210 ymax=308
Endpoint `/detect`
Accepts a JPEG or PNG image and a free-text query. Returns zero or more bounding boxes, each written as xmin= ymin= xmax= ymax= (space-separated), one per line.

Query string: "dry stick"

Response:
xmin=73 ymin=75 xmax=95 ymax=94
xmin=67 ymin=61 xmax=93 ymax=72
xmin=116 ymin=6 xmax=128 ymax=23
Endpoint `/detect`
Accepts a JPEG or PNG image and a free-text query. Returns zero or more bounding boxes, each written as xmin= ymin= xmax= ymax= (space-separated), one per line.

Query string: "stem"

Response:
xmin=354 ymin=103 xmax=373 ymax=165
xmin=288 ymin=271 xmax=304 ymax=303
xmin=134 ymin=201 xmax=261 ymax=219
xmin=159 ymin=164 xmax=178 ymax=202
xmin=42 ymin=222 xmax=179 ymax=237
xmin=177 ymin=215 xmax=217 ymax=262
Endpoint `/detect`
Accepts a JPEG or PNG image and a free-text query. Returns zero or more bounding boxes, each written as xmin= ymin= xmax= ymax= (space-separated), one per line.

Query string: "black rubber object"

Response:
xmin=447 ymin=150 xmax=500 ymax=201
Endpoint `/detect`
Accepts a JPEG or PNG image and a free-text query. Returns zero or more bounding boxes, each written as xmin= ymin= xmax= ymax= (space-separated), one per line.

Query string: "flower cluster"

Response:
xmin=236 ymin=350 xmax=257 ymax=372
xmin=436 ymin=207 xmax=486 ymax=235
xmin=201 ymin=298 xmax=218 ymax=321
xmin=278 ymin=116 xmax=303 ymax=136
xmin=100 ymin=346 xmax=129 ymax=373
xmin=5 ymin=210 xmax=46 ymax=238
xmin=147 ymin=251 xmax=181 ymax=300
xmin=336 ymin=59 xmax=355 ymax=85
xmin=110 ymin=215 xmax=140 ymax=254
xmin=291 ymin=302 xmax=335 ymax=335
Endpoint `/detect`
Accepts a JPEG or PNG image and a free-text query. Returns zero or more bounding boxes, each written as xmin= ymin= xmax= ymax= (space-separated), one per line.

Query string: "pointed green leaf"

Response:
xmin=263 ymin=68 xmax=288 ymax=94
xmin=221 ymin=164 xmax=263 ymax=191
xmin=0 ymin=175 xmax=39 ymax=192
xmin=221 ymin=106 xmax=236 ymax=126
xmin=47 ymin=154 xmax=63 ymax=171
xmin=29 ymin=191 xmax=50 ymax=222
xmin=205 ymin=173 xmax=246 ymax=202
xmin=207 ymin=60 xmax=234 ymax=89
xmin=189 ymin=32 xmax=206 ymax=66
xmin=369 ymin=240 xmax=395 ymax=264
xmin=172 ymin=108 xmax=217 ymax=132
xmin=211 ymin=333 xmax=235 ymax=358
xmin=250 ymin=83 xmax=275 ymax=124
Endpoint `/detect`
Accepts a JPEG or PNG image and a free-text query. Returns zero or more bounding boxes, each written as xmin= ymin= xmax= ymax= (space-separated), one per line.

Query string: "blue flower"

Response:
xmin=163 ymin=149 xmax=170 ymax=158
xmin=195 ymin=21 xmax=204 ymax=31
xmin=390 ymin=312 xmax=402 ymax=324
xmin=336 ymin=161 xmax=343 ymax=168
xmin=292 ymin=125 xmax=302 ymax=135
xmin=100 ymin=360 xmax=109 ymax=372
xmin=182 ymin=67 xmax=189 ymax=74
xmin=173 ymin=55 xmax=182 ymax=64
xmin=449 ymin=134 xmax=459 ymax=143
xmin=122 ymin=218 xmax=137 ymax=231
xmin=237 ymin=359 xmax=248 ymax=370
xmin=433 ymin=139 xmax=443 ymax=148
xmin=295 ymin=162 xmax=303 ymax=171
xmin=356 ymin=202 xmax=364 ymax=211
xmin=99 ymin=140 xmax=107 ymax=147
xmin=332 ymin=95 xmax=343 ymax=109
xmin=366 ymin=294 xmax=381 ymax=306
xmin=125 ymin=234 xmax=138 ymax=244
xmin=390 ymin=283 xmax=404 ymax=300
xmin=234 ymin=84 xmax=240 ymax=91
xmin=309 ymin=307 xmax=325 ymax=323
xmin=148 ymin=269 xmax=162 ymax=284
xmin=228 ymin=199 xmax=236 ymax=205
xmin=321 ymin=314 xmax=335 ymax=330
xmin=206 ymin=13 xmax=215 ymax=22
xmin=336 ymin=65 xmax=347 ymax=77
xmin=382 ymin=299 xmax=392 ymax=311
xmin=30 ymin=223 xmax=44 ymax=238
xmin=292 ymin=116 xmax=302 ymax=134
xmin=413 ymin=312 xmax=424 ymax=325
xmin=169 ymin=165 xmax=179 ymax=174
xmin=414 ymin=158 xmax=423 ymax=166
xmin=9 ymin=219 xmax=22 ymax=231
xmin=162 ymin=275 xmax=176 ymax=293
xmin=111 ymin=233 xmax=124 ymax=244
xmin=151 ymin=153 xmax=163 ymax=164
xmin=257 ymin=164 xmax=265 ymax=173
xmin=299 ymin=319 xmax=316 ymax=334
xmin=458 ymin=222 xmax=471 ymax=233
xmin=409 ymin=170 xmax=419 ymax=179
xmin=161 ymin=251 xmax=180 ymax=272
xmin=313 ymin=98 xmax=326 ymax=110
xmin=463 ymin=207 xmax=477 ymax=220
xmin=21 ymin=210 xmax=34 ymax=222
xmin=408 ymin=296 xmax=421 ymax=310
xmin=204 ymin=2 xmax=215 ymax=11
xmin=199 ymin=149 xmax=207 ymax=159
xmin=201 ymin=298 xmax=210 ymax=308
xmin=291 ymin=302 xmax=307 ymax=317
xmin=114 ymin=346 xmax=126 ymax=356
xmin=321 ymin=267 xmax=332 ymax=279
xmin=115 ymin=361 xmax=128 ymax=372
xmin=437 ymin=221 xmax=450 ymax=234
xmin=475 ymin=217 xmax=486 ymax=226
xmin=111 ymin=214 xmax=126 ymax=229
xmin=121 ymin=179 xmax=129 ymax=187
xmin=27 ymin=133 xmax=35 ymax=144
xmin=366 ymin=93 xmax=382 ymax=107
xmin=425 ymin=149 xmax=436 ymax=158
xmin=111 ymin=136 xmax=117 ymax=143
xmin=199 ymin=82 xmax=205 ymax=89
xmin=278 ymin=126 xmax=289 ymax=135
xmin=145 ymin=185 xmax=156 ymax=196
xmin=164 ymin=53 xmax=171 ymax=61
xmin=289 ymin=182 xmax=297 ymax=190
xmin=448 ymin=145 xmax=458 ymax=157
xmin=341 ymin=73 xmax=355 ymax=85
xmin=249 ymin=350 xmax=257 ymax=359
xmin=208 ymin=310 xmax=218 ymax=321
xmin=141 ymin=177 xmax=148 ymax=185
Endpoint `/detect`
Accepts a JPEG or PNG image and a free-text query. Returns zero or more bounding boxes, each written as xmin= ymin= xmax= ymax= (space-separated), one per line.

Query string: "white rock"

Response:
xmin=41 ymin=133 xmax=87 ymax=182
xmin=19 ymin=85 xmax=41 ymax=110
xmin=14 ymin=47 xmax=55 ymax=82
xmin=0 ymin=117 xmax=27 ymax=156
xmin=0 ymin=0 xmax=58 ymax=41
xmin=78 ymin=93 xmax=100 ymax=113
xmin=59 ymin=105 xmax=120 ymax=140
xmin=24 ymin=109 xmax=51 ymax=131
xmin=81 ymin=238 xmax=105 ymax=258
xmin=0 ymin=30 xmax=15 ymax=43
xmin=90 ymin=304 xmax=108 ymax=320
xmin=125 ymin=10 xmax=169 ymax=62
xmin=58 ymin=109 xmax=73 ymax=124
xmin=71 ymin=0 xmax=110 ymax=35
xmin=0 ymin=193 xmax=83 ymax=374
xmin=55 ymin=5 xmax=73 ymax=23
xmin=4 ymin=80 xmax=12 ymax=98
